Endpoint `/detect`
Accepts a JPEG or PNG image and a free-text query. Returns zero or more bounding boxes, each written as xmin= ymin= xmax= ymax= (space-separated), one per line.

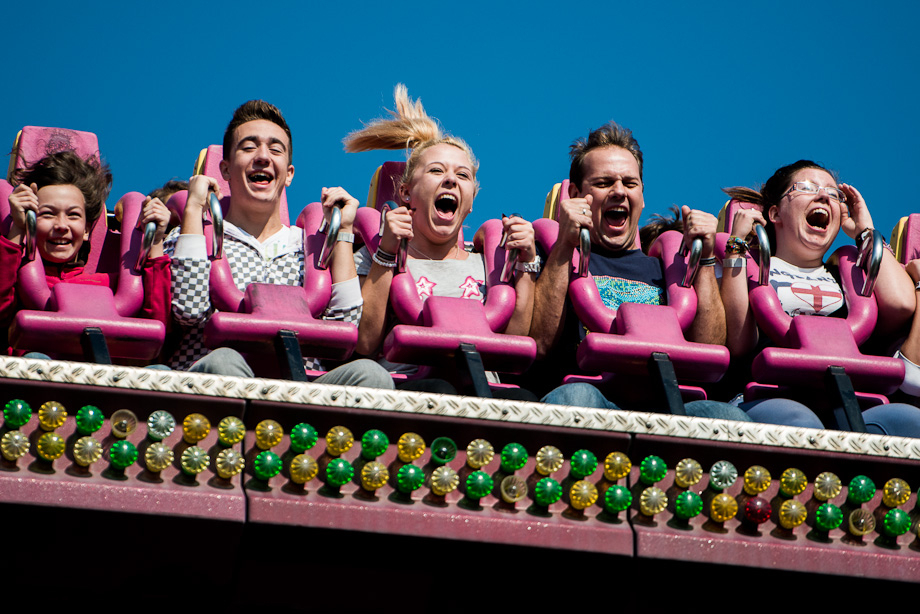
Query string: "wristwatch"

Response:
xmin=515 ymin=254 xmax=542 ymax=273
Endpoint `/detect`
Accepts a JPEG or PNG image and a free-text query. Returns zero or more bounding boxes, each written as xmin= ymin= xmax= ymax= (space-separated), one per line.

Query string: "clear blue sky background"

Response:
xmin=3 ymin=1 xmax=917 ymax=253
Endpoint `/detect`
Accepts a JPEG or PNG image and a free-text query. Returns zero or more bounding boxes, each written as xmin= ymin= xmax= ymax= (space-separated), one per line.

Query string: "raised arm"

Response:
xmin=530 ymin=196 xmax=592 ymax=359
xmin=681 ymin=206 xmax=726 ymax=346
xmin=839 ymin=183 xmax=914 ymax=334
xmin=167 ymin=175 xmax=223 ymax=325
xmin=356 ymin=205 xmax=413 ymax=356
xmin=719 ymin=207 xmax=766 ymax=356
xmin=502 ymin=214 xmax=537 ymax=336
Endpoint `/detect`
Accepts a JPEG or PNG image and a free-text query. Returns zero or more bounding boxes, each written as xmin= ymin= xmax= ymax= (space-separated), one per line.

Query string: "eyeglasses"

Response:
xmin=783 ymin=181 xmax=847 ymax=204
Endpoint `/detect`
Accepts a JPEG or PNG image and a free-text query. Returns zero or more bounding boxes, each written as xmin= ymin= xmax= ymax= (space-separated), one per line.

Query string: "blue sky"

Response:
xmin=3 ymin=1 xmax=917 ymax=252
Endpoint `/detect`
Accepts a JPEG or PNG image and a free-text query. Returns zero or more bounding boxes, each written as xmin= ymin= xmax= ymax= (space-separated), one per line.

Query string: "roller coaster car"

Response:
xmin=537 ymin=181 xmax=730 ymax=415
xmin=353 ymin=161 xmax=536 ymax=397
xmin=715 ymin=199 xmax=904 ymax=432
xmin=2 ymin=126 xmax=164 ymax=363
xmin=171 ymin=145 xmax=357 ymax=381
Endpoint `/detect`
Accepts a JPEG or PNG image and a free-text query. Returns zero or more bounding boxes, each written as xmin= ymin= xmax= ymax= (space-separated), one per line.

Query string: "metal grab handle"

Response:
xmin=208 ymin=193 xmax=224 ymax=260
xmin=318 ymin=204 xmax=342 ymax=270
xmin=751 ymin=223 xmax=771 ymax=286
xmin=499 ymin=213 xmax=520 ymax=283
xmin=856 ymin=228 xmax=883 ymax=297
xmin=577 ymin=227 xmax=591 ymax=277
xmin=383 ymin=201 xmax=408 ymax=274
xmin=134 ymin=222 xmax=156 ymax=272
xmin=24 ymin=209 xmax=37 ymax=261
xmin=679 ymin=237 xmax=703 ymax=288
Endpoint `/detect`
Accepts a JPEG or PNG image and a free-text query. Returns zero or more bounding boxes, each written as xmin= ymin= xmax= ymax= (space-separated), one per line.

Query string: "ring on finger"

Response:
xmin=582 ymin=208 xmax=587 ymax=215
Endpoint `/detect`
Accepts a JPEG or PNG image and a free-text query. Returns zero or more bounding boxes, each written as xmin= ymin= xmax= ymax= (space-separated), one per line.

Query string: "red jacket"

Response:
xmin=0 ymin=235 xmax=171 ymax=351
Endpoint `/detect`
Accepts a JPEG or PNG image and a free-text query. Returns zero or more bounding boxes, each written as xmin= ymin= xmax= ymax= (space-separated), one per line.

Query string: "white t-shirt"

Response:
xmin=769 ymin=256 xmax=845 ymax=317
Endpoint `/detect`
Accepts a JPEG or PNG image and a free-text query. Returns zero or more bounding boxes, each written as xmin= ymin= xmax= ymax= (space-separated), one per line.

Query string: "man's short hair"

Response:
xmin=569 ymin=121 xmax=643 ymax=189
xmin=222 ymin=100 xmax=293 ymax=162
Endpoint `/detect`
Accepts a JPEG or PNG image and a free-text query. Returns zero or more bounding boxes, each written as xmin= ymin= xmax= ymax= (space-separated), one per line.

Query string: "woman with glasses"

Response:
xmin=720 ymin=160 xmax=920 ymax=435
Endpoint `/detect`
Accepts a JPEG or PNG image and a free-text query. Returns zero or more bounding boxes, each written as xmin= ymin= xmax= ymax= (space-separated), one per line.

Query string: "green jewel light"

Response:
xmin=75 ymin=405 xmax=105 ymax=435
xmin=534 ymin=477 xmax=562 ymax=506
xmin=361 ymin=429 xmax=389 ymax=460
xmin=465 ymin=471 xmax=493 ymax=501
xmin=290 ymin=423 xmax=318 ymax=453
xmin=708 ymin=460 xmax=738 ymax=491
xmin=639 ymin=455 xmax=667 ymax=485
xmin=325 ymin=458 xmax=354 ymax=487
xmin=430 ymin=437 xmax=457 ymax=465
xmin=603 ymin=484 xmax=632 ymax=514
xmin=109 ymin=441 xmax=138 ymax=470
xmin=253 ymin=451 xmax=283 ymax=480
xmin=882 ymin=509 xmax=911 ymax=538
xmin=815 ymin=503 xmax=843 ymax=531
xmin=4 ymin=399 xmax=32 ymax=429
xmin=396 ymin=464 xmax=425 ymax=494
xmin=674 ymin=490 xmax=703 ymax=520
xmin=146 ymin=410 xmax=176 ymax=441
xmin=847 ymin=475 xmax=876 ymax=505
xmin=500 ymin=442 xmax=528 ymax=473
xmin=569 ymin=449 xmax=598 ymax=479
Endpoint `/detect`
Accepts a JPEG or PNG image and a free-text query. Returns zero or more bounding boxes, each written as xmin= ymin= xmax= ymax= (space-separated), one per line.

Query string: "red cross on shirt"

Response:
xmin=791 ymin=283 xmax=842 ymax=311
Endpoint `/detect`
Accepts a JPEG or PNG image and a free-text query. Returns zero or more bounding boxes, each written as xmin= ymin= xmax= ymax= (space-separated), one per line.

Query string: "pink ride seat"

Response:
xmin=353 ymin=203 xmax=536 ymax=396
xmin=202 ymin=202 xmax=358 ymax=378
xmin=716 ymin=199 xmax=902 ymax=431
xmin=179 ymin=146 xmax=356 ymax=379
xmin=4 ymin=127 xmax=164 ymax=363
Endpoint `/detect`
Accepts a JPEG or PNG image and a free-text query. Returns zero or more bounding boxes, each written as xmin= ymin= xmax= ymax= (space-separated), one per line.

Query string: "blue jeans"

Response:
xmin=541 ymin=383 xmax=753 ymax=422
xmin=188 ymin=348 xmax=395 ymax=389
xmin=740 ymin=397 xmax=920 ymax=438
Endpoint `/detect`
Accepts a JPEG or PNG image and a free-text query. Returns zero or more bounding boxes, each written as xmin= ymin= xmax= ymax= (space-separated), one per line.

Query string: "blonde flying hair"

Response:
xmin=344 ymin=84 xmax=479 ymax=193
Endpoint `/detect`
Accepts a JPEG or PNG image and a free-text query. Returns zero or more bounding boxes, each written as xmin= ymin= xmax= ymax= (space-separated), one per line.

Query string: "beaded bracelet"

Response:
xmin=725 ymin=236 xmax=748 ymax=255
xmin=372 ymin=247 xmax=397 ymax=268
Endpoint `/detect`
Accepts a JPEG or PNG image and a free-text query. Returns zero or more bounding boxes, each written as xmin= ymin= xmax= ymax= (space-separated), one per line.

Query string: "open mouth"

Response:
xmin=247 ymin=171 xmax=273 ymax=185
xmin=434 ymin=194 xmax=458 ymax=217
xmin=805 ymin=208 xmax=830 ymax=230
xmin=603 ymin=207 xmax=629 ymax=228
